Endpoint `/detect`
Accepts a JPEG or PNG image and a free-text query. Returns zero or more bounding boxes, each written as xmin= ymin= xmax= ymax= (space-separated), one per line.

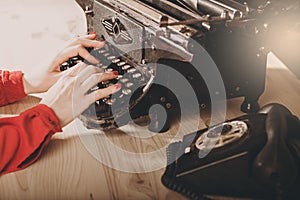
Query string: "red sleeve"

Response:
xmin=0 ymin=104 xmax=62 ymax=175
xmin=0 ymin=70 xmax=27 ymax=106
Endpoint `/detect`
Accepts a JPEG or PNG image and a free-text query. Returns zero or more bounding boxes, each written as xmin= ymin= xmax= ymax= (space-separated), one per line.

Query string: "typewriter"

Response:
xmin=67 ymin=0 xmax=299 ymax=132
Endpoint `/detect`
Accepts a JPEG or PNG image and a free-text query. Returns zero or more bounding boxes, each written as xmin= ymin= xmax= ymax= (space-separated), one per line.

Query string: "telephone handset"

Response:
xmin=162 ymin=103 xmax=300 ymax=199
xmin=254 ymin=103 xmax=300 ymax=189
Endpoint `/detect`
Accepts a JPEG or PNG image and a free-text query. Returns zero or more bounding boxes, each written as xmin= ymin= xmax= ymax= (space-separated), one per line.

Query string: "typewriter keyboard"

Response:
xmin=60 ymin=43 xmax=154 ymax=129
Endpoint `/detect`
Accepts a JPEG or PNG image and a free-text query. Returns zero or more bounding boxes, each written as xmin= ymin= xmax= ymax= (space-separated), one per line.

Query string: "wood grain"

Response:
xmin=1 ymin=67 xmax=300 ymax=200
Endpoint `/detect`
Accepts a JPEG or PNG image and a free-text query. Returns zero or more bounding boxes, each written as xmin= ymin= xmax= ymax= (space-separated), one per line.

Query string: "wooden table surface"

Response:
xmin=1 ymin=62 xmax=300 ymax=200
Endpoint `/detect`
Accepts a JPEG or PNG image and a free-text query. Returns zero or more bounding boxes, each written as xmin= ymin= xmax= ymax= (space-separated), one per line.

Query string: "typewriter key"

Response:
xmin=104 ymin=98 xmax=116 ymax=105
xmin=132 ymin=73 xmax=142 ymax=79
xmin=122 ymin=65 xmax=131 ymax=70
xmin=60 ymin=62 xmax=69 ymax=71
xmin=90 ymin=85 xmax=99 ymax=91
xmin=118 ymin=93 xmax=125 ymax=100
xmin=116 ymin=75 xmax=124 ymax=81
xmin=125 ymin=82 xmax=134 ymax=88
xmin=119 ymin=78 xmax=129 ymax=83
xmin=107 ymin=55 xmax=116 ymax=60
xmin=98 ymin=49 xmax=107 ymax=54
xmin=103 ymin=52 xmax=110 ymax=57
xmin=70 ymin=57 xmax=81 ymax=65
xmin=127 ymin=68 xmax=137 ymax=73
xmin=117 ymin=61 xmax=126 ymax=67
xmin=95 ymin=100 xmax=100 ymax=105
xmin=111 ymin=58 xmax=120 ymax=63
xmin=122 ymin=89 xmax=132 ymax=95
xmin=105 ymin=68 xmax=113 ymax=72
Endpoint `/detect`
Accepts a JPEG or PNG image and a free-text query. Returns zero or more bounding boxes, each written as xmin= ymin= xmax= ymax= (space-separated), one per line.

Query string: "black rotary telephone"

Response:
xmin=162 ymin=103 xmax=300 ymax=200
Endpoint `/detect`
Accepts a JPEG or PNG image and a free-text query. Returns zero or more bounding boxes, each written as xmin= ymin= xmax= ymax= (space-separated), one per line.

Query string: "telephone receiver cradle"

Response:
xmin=161 ymin=103 xmax=300 ymax=199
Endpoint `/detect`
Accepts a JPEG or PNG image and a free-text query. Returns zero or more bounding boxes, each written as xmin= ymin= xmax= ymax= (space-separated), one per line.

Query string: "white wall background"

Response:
xmin=0 ymin=0 xmax=86 ymax=73
xmin=0 ymin=0 xmax=287 ymax=74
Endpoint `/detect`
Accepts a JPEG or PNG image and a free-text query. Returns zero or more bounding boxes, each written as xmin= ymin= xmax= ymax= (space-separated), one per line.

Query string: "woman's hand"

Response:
xmin=22 ymin=33 xmax=104 ymax=94
xmin=40 ymin=63 xmax=121 ymax=127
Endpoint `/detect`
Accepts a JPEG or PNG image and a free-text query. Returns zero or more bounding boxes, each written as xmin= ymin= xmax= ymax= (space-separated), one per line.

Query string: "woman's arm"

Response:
xmin=0 ymin=63 xmax=120 ymax=176
xmin=0 ymin=70 xmax=27 ymax=106
xmin=0 ymin=33 xmax=121 ymax=175
xmin=0 ymin=104 xmax=62 ymax=175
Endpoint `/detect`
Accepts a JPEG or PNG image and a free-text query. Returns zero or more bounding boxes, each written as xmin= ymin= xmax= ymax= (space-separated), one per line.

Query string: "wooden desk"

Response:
xmin=0 ymin=67 xmax=300 ymax=200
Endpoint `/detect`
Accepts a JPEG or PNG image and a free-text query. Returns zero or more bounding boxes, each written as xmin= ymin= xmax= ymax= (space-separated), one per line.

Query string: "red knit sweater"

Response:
xmin=0 ymin=70 xmax=62 ymax=175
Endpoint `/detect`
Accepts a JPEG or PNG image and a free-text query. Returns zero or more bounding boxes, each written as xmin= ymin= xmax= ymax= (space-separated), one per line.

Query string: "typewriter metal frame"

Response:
xmin=75 ymin=0 xmax=268 ymax=131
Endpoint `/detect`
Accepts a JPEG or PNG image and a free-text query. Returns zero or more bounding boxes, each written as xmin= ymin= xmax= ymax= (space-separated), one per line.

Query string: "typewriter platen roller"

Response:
xmin=71 ymin=0 xmax=299 ymax=132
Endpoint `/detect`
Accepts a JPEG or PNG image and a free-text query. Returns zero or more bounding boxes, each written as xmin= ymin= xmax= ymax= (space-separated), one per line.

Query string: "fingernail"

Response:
xmin=115 ymin=83 xmax=122 ymax=90
xmin=90 ymin=31 xmax=97 ymax=35
xmin=112 ymin=71 xmax=119 ymax=76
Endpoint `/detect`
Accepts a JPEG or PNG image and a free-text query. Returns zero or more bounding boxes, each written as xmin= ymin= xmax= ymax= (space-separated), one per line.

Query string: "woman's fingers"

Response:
xmin=75 ymin=64 xmax=121 ymax=104
xmin=61 ymin=45 xmax=99 ymax=64
xmin=67 ymin=33 xmax=103 ymax=48
xmin=80 ymin=71 xmax=119 ymax=92
xmin=75 ymin=65 xmax=104 ymax=83
xmin=69 ymin=33 xmax=98 ymax=46
xmin=40 ymin=62 xmax=121 ymax=127
xmin=64 ymin=63 xmax=118 ymax=85
xmin=54 ymin=33 xmax=104 ymax=68
xmin=77 ymin=45 xmax=100 ymax=64
xmin=63 ymin=62 xmax=87 ymax=77
xmin=87 ymin=83 xmax=122 ymax=104
xmin=73 ymin=38 xmax=105 ymax=49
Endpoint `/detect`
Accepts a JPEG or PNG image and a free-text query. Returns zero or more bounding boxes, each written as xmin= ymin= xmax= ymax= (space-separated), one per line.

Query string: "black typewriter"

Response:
xmin=63 ymin=0 xmax=300 ymax=132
